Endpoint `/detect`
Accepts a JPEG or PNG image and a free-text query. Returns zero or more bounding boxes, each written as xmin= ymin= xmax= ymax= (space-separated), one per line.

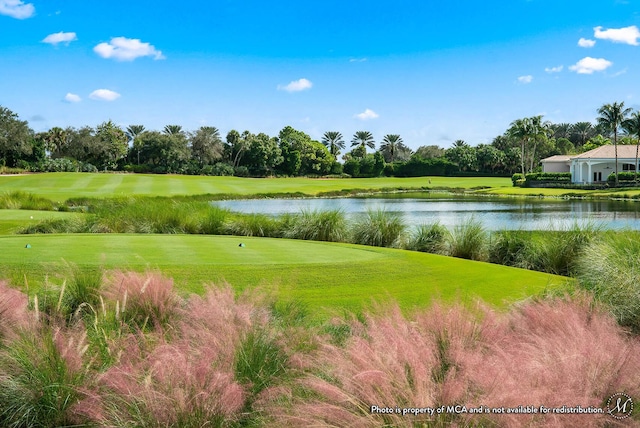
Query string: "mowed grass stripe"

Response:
xmin=0 ymin=173 xmax=512 ymax=201
xmin=0 ymin=234 xmax=568 ymax=315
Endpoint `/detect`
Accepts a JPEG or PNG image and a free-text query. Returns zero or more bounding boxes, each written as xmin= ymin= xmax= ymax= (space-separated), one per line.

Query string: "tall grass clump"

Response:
xmin=17 ymin=216 xmax=89 ymax=234
xmin=489 ymin=229 xmax=532 ymax=268
xmin=223 ymin=213 xmax=280 ymax=237
xmin=284 ymin=209 xmax=347 ymax=242
xmin=577 ymin=232 xmax=640 ymax=333
xmin=0 ymin=322 xmax=90 ymax=427
xmin=526 ymin=222 xmax=597 ymax=276
xmin=199 ymin=205 xmax=229 ymax=234
xmin=447 ymin=216 xmax=487 ymax=261
xmin=0 ymin=191 xmax=57 ymax=211
xmin=350 ymin=208 xmax=405 ymax=247
xmin=406 ymin=221 xmax=448 ymax=254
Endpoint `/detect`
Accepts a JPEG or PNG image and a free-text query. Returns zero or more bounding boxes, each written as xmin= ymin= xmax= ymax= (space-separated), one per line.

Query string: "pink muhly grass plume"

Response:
xmin=94 ymin=285 xmax=264 ymax=426
xmin=272 ymin=298 xmax=640 ymax=428
xmin=102 ymin=271 xmax=180 ymax=330
xmin=0 ymin=280 xmax=31 ymax=340
xmin=463 ymin=295 xmax=640 ymax=428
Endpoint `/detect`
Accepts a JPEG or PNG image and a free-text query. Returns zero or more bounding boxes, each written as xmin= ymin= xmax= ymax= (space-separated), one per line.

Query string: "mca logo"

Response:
xmin=606 ymin=393 xmax=634 ymax=420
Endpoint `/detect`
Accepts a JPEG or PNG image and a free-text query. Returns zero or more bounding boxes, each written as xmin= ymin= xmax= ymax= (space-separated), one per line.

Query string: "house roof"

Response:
xmin=571 ymin=145 xmax=640 ymax=160
xmin=541 ymin=155 xmax=571 ymax=162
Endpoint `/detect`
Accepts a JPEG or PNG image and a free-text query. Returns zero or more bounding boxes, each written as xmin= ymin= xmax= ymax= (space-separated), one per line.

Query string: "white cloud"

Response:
xmin=517 ymin=75 xmax=533 ymax=84
xmin=594 ymin=25 xmax=640 ymax=45
xmin=578 ymin=38 xmax=596 ymax=48
xmin=89 ymin=89 xmax=121 ymax=101
xmin=569 ymin=57 xmax=613 ymax=74
xmin=545 ymin=65 xmax=563 ymax=73
xmin=94 ymin=37 xmax=165 ymax=61
xmin=0 ymin=0 xmax=34 ymax=19
xmin=349 ymin=58 xmax=367 ymax=63
xmin=354 ymin=108 xmax=379 ymax=120
xmin=64 ymin=93 xmax=81 ymax=103
xmin=42 ymin=32 xmax=77 ymax=46
xmin=277 ymin=78 xmax=313 ymax=92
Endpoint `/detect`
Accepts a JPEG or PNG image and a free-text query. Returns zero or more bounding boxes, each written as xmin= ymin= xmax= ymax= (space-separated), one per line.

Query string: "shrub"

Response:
xmin=0 ymin=191 xmax=57 ymax=211
xmin=511 ymin=173 xmax=525 ymax=186
xmin=351 ymin=208 xmax=406 ymax=247
xmin=526 ymin=223 xmax=596 ymax=276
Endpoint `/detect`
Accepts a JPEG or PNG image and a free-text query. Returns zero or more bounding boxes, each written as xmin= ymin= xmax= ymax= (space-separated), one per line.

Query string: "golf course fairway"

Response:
xmin=1 ymin=234 xmax=568 ymax=317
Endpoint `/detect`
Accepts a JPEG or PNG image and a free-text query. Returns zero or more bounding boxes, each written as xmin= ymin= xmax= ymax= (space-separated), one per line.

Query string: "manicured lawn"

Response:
xmin=0 ymin=234 xmax=569 ymax=318
xmin=0 ymin=210 xmax=81 ymax=235
xmin=0 ymin=173 xmax=511 ymax=201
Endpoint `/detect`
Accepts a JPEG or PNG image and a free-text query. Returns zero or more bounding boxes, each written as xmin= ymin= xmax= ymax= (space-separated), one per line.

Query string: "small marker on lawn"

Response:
xmin=25 ymin=244 xmax=31 ymax=249
xmin=239 ymin=243 xmax=245 ymax=247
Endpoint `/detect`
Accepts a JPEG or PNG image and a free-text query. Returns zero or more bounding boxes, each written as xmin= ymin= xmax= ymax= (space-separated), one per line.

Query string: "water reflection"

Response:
xmin=212 ymin=195 xmax=640 ymax=231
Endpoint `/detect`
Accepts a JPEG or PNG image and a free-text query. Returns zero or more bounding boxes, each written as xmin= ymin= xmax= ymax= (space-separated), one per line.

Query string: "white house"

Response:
xmin=541 ymin=145 xmax=640 ymax=184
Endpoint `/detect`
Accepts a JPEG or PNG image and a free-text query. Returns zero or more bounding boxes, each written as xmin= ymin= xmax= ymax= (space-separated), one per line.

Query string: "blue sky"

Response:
xmin=1 ymin=0 xmax=640 ymax=149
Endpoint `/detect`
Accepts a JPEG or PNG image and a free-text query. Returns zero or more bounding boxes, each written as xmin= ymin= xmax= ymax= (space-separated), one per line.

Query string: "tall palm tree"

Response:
xmin=163 ymin=125 xmax=184 ymax=136
xmin=380 ymin=134 xmax=408 ymax=162
xmin=44 ymin=127 xmax=68 ymax=157
xmin=529 ymin=115 xmax=552 ymax=173
xmin=622 ymin=111 xmax=640 ymax=184
xmin=321 ymin=131 xmax=345 ymax=158
xmin=507 ymin=117 xmax=533 ymax=175
xmin=570 ymin=122 xmax=595 ymax=147
xmin=351 ymin=131 xmax=375 ymax=155
xmin=126 ymin=125 xmax=146 ymax=164
xmin=597 ymin=102 xmax=632 ymax=186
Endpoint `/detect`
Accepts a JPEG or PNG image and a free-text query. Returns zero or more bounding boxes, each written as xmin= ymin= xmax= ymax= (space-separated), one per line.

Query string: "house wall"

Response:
xmin=542 ymin=162 xmax=570 ymax=173
xmin=572 ymin=161 xmax=620 ymax=183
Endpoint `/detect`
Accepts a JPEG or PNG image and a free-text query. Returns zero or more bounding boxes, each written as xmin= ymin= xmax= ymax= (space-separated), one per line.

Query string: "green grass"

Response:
xmin=0 ymin=173 xmax=510 ymax=201
xmin=0 ymin=210 xmax=81 ymax=235
xmin=0 ymin=234 xmax=568 ymax=319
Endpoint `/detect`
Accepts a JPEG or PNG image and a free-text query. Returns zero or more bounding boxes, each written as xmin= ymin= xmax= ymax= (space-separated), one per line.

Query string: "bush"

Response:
xmin=489 ymin=230 xmax=532 ymax=267
xmin=233 ymin=166 xmax=250 ymax=177
xmin=511 ymin=173 xmax=524 ymax=187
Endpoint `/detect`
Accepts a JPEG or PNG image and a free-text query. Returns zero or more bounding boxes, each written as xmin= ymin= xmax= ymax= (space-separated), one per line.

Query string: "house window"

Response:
xmin=623 ymin=164 xmax=636 ymax=171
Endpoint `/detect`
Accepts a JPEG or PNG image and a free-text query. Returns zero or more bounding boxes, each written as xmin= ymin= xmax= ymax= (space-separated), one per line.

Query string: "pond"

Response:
xmin=212 ymin=193 xmax=640 ymax=231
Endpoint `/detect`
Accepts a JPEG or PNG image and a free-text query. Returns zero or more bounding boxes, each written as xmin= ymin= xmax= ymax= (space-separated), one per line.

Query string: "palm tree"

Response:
xmin=126 ymin=125 xmax=146 ymax=164
xmin=570 ymin=122 xmax=595 ymax=148
xmin=190 ymin=126 xmax=223 ymax=166
xmin=163 ymin=125 xmax=184 ymax=136
xmin=507 ymin=117 xmax=533 ymax=175
xmin=597 ymin=102 xmax=632 ymax=186
xmin=380 ymin=134 xmax=408 ymax=162
xmin=529 ymin=116 xmax=552 ymax=173
xmin=351 ymin=131 xmax=375 ymax=155
xmin=44 ymin=127 xmax=68 ymax=157
xmin=321 ymin=131 xmax=345 ymax=158
xmin=623 ymin=111 xmax=640 ymax=184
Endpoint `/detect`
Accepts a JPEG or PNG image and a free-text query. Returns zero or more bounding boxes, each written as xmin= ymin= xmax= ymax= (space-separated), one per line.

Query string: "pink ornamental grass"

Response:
xmin=274 ymin=297 xmax=640 ymax=428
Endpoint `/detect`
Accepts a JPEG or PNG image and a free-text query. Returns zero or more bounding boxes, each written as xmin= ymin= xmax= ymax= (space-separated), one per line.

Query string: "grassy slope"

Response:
xmin=0 ymin=173 xmax=510 ymax=201
xmin=0 ymin=210 xmax=80 ymax=235
xmin=0 ymin=234 xmax=568 ymax=317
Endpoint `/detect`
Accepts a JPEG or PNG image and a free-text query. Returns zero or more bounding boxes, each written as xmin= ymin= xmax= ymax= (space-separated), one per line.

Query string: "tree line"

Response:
xmin=1 ymin=102 xmax=639 ymax=178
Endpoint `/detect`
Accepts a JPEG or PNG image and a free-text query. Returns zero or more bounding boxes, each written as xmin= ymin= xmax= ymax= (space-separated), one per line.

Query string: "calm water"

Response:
xmin=212 ymin=193 xmax=640 ymax=231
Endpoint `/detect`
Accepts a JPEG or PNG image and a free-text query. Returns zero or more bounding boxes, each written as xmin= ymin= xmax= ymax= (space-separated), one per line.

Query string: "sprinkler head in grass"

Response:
xmin=239 ymin=243 xmax=245 ymax=247
xmin=25 ymin=244 xmax=31 ymax=249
